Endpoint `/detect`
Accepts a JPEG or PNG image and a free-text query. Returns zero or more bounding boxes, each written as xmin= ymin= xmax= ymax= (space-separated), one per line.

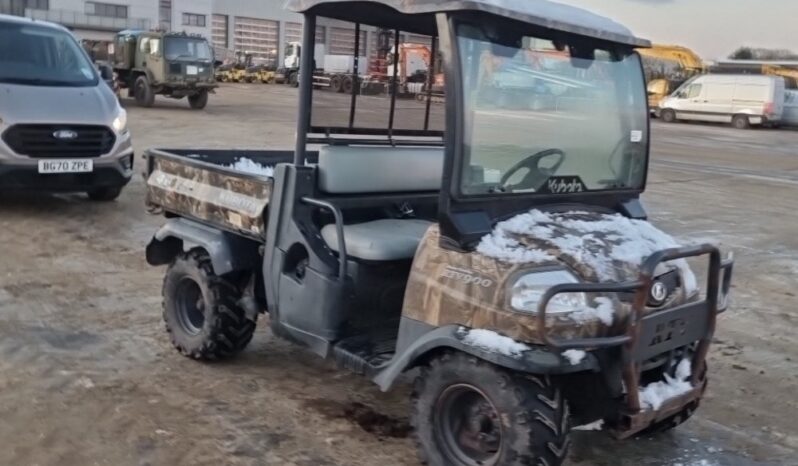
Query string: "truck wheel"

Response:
xmin=330 ymin=75 xmax=343 ymax=93
xmin=660 ymin=109 xmax=677 ymax=123
xmin=188 ymin=90 xmax=209 ymax=110
xmin=162 ymin=250 xmax=256 ymax=360
xmin=87 ymin=186 xmax=122 ymax=202
xmin=289 ymin=72 xmax=299 ymax=88
xmin=412 ymin=352 xmax=571 ymax=466
xmin=134 ymin=75 xmax=155 ymax=107
xmin=732 ymin=114 xmax=751 ymax=129
xmin=343 ymin=76 xmax=355 ymax=95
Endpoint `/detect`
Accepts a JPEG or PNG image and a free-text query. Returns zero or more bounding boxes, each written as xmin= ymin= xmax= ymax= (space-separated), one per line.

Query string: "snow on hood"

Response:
xmin=477 ymin=210 xmax=698 ymax=293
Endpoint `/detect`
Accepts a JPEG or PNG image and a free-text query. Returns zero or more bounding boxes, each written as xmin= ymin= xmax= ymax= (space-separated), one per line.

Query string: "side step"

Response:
xmin=332 ymin=334 xmax=397 ymax=377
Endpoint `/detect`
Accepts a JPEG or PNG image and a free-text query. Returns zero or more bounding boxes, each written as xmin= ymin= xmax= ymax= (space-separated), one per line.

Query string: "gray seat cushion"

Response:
xmin=318 ymin=145 xmax=444 ymax=194
xmin=321 ymin=219 xmax=432 ymax=261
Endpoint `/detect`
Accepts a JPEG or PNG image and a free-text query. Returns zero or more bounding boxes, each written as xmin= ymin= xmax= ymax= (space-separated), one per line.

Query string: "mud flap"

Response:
xmin=146 ymin=218 xmax=260 ymax=276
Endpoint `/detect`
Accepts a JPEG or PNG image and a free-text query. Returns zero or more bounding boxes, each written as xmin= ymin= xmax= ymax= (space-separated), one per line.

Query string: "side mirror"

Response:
xmin=99 ymin=66 xmax=113 ymax=80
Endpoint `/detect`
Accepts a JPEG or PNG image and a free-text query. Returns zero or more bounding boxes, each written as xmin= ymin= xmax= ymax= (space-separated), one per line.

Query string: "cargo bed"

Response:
xmin=144 ymin=149 xmax=317 ymax=239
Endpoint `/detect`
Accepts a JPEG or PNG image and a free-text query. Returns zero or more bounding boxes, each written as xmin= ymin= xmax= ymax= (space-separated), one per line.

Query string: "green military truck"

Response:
xmin=113 ymin=30 xmax=217 ymax=109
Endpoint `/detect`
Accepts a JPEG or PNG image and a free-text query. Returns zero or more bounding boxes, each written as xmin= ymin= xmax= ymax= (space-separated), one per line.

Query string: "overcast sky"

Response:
xmin=554 ymin=0 xmax=796 ymax=59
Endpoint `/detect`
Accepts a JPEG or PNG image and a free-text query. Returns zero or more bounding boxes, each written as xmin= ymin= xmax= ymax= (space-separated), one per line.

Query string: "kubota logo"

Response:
xmin=441 ymin=266 xmax=493 ymax=288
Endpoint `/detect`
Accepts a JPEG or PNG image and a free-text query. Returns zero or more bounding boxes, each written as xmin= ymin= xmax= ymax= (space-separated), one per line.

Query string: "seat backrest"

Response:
xmin=318 ymin=145 xmax=444 ymax=194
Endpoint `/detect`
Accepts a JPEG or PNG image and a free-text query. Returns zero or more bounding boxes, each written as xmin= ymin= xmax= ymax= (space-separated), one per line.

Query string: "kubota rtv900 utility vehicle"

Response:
xmin=144 ymin=1 xmax=734 ymax=464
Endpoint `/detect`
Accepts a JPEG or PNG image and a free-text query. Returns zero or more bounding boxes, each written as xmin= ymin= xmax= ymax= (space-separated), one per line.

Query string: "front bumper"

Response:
xmin=0 ymin=131 xmax=134 ymax=193
xmin=538 ymin=244 xmax=734 ymax=438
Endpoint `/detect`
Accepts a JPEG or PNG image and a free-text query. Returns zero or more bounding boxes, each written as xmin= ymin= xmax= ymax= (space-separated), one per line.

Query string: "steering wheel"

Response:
xmin=500 ymin=149 xmax=566 ymax=192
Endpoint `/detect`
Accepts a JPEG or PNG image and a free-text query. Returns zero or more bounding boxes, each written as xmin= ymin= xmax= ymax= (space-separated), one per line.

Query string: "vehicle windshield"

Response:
xmin=457 ymin=22 xmax=648 ymax=195
xmin=164 ymin=37 xmax=212 ymax=61
xmin=0 ymin=21 xmax=98 ymax=87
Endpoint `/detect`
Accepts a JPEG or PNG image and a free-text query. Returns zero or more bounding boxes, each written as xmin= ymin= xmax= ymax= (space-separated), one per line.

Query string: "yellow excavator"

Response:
xmin=637 ymin=44 xmax=705 ymax=114
xmin=762 ymin=65 xmax=798 ymax=88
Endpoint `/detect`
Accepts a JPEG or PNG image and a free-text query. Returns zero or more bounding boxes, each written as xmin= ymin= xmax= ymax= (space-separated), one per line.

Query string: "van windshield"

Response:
xmin=457 ymin=22 xmax=648 ymax=195
xmin=0 ymin=21 xmax=98 ymax=87
xmin=164 ymin=37 xmax=212 ymax=61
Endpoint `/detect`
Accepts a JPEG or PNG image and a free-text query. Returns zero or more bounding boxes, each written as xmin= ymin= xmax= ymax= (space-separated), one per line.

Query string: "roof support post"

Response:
xmin=294 ymin=13 xmax=317 ymax=165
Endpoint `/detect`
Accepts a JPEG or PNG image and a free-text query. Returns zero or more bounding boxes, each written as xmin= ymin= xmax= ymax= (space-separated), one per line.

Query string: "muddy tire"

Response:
xmin=732 ymin=114 xmax=751 ymax=130
xmin=330 ymin=74 xmax=343 ymax=93
xmin=188 ymin=90 xmax=209 ymax=110
xmin=412 ymin=352 xmax=571 ymax=466
xmin=289 ymin=71 xmax=299 ymax=88
xmin=86 ymin=187 xmax=122 ymax=202
xmin=660 ymin=109 xmax=677 ymax=123
xmin=134 ymin=75 xmax=155 ymax=107
xmin=162 ymin=250 xmax=256 ymax=360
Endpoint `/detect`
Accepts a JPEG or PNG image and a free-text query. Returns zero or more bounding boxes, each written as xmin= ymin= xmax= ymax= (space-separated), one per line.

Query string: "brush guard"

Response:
xmin=536 ymin=244 xmax=734 ymax=438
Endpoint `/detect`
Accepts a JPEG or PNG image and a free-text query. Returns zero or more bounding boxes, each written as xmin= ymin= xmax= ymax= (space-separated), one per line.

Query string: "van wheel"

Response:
xmin=162 ymin=250 xmax=256 ymax=360
xmin=134 ymin=76 xmax=155 ymax=107
xmin=412 ymin=352 xmax=571 ymax=466
xmin=732 ymin=114 xmax=751 ymax=129
xmin=660 ymin=109 xmax=677 ymax=123
xmin=188 ymin=90 xmax=209 ymax=110
xmin=87 ymin=187 xmax=122 ymax=202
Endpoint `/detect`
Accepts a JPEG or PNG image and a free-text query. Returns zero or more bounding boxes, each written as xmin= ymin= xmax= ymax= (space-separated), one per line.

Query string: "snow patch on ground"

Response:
xmin=461 ymin=328 xmax=529 ymax=356
xmin=228 ymin=158 xmax=274 ymax=177
xmin=476 ymin=209 xmax=698 ymax=294
xmin=639 ymin=359 xmax=693 ymax=411
xmin=573 ymin=419 xmax=604 ymax=431
xmin=570 ymin=297 xmax=615 ymax=326
xmin=562 ymin=349 xmax=587 ymax=365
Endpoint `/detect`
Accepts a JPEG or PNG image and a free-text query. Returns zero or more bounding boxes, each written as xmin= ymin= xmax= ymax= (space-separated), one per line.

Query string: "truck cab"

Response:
xmin=113 ymin=30 xmax=217 ymax=109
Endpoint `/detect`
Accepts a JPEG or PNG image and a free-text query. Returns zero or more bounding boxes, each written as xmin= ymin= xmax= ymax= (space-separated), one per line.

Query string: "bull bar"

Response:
xmin=535 ymin=244 xmax=734 ymax=438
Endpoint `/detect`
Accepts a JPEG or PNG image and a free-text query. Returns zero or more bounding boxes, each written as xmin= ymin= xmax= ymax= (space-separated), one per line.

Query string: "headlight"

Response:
xmin=511 ymin=270 xmax=587 ymax=314
xmin=112 ymin=108 xmax=128 ymax=133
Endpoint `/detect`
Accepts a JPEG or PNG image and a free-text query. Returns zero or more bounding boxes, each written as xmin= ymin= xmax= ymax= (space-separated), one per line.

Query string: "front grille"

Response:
xmin=169 ymin=63 xmax=183 ymax=74
xmin=2 ymin=124 xmax=115 ymax=158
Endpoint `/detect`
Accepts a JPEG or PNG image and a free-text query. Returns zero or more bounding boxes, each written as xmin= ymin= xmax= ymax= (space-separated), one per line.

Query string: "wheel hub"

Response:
xmin=174 ymin=278 xmax=205 ymax=335
xmin=435 ymin=384 xmax=502 ymax=466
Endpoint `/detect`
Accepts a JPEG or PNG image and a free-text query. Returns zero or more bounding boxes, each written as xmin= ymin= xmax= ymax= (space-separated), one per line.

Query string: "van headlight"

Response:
xmin=511 ymin=270 xmax=587 ymax=314
xmin=112 ymin=108 xmax=128 ymax=133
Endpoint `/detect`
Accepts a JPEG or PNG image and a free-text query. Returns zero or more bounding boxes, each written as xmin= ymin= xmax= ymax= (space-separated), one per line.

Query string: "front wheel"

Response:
xmin=732 ymin=114 xmax=751 ymax=130
xmin=162 ymin=250 xmax=256 ymax=360
xmin=660 ymin=109 xmax=677 ymax=123
xmin=412 ymin=352 xmax=571 ymax=466
xmin=134 ymin=75 xmax=155 ymax=107
xmin=188 ymin=90 xmax=209 ymax=110
xmin=87 ymin=186 xmax=123 ymax=202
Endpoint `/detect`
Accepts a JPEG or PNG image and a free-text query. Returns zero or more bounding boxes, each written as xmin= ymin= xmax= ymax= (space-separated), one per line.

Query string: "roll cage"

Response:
xmin=288 ymin=0 xmax=653 ymax=248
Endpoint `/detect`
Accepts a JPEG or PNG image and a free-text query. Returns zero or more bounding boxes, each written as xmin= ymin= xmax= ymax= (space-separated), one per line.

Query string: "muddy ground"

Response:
xmin=0 ymin=84 xmax=796 ymax=466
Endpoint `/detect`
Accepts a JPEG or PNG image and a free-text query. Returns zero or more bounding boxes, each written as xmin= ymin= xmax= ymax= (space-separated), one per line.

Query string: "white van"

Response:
xmin=659 ymin=74 xmax=786 ymax=129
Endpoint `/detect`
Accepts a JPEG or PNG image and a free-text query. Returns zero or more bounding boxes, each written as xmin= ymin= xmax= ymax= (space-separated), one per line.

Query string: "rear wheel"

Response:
xmin=87 ymin=186 xmax=122 ymax=202
xmin=188 ymin=90 xmax=209 ymax=110
xmin=162 ymin=250 xmax=256 ymax=360
xmin=289 ymin=72 xmax=299 ymax=88
xmin=413 ymin=352 xmax=571 ymax=466
xmin=343 ymin=76 xmax=355 ymax=95
xmin=732 ymin=114 xmax=751 ymax=129
xmin=660 ymin=109 xmax=677 ymax=123
xmin=134 ymin=75 xmax=155 ymax=107
xmin=330 ymin=74 xmax=343 ymax=93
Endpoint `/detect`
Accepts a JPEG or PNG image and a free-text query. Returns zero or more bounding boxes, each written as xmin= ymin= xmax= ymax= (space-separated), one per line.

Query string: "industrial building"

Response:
xmin=0 ymin=1 xmax=434 ymax=66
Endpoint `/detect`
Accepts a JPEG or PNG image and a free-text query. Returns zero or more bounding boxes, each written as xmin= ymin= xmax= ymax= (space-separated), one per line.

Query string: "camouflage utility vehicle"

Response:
xmin=113 ymin=30 xmax=216 ymax=109
xmin=143 ymin=1 xmax=734 ymax=465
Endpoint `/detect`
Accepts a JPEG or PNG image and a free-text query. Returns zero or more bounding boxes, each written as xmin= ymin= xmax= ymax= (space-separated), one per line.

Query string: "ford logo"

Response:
xmin=53 ymin=130 xmax=78 ymax=140
xmin=649 ymin=281 xmax=669 ymax=305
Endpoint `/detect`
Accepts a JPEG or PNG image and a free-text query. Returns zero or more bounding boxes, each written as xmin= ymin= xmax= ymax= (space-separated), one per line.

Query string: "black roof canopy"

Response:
xmin=285 ymin=0 xmax=650 ymax=47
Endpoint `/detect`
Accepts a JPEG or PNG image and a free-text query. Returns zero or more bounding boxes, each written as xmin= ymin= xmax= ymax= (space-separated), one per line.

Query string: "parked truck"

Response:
xmin=113 ymin=30 xmax=217 ymax=109
xmin=277 ymin=41 xmax=371 ymax=93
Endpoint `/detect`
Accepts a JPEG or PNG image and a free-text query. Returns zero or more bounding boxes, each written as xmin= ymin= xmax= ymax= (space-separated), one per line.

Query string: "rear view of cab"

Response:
xmin=0 ymin=15 xmax=133 ymax=201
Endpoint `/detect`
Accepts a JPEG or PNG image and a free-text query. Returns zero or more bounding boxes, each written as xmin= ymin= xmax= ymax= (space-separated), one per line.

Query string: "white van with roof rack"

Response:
xmin=659 ymin=74 xmax=786 ymax=129
xmin=0 ymin=14 xmax=133 ymax=201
